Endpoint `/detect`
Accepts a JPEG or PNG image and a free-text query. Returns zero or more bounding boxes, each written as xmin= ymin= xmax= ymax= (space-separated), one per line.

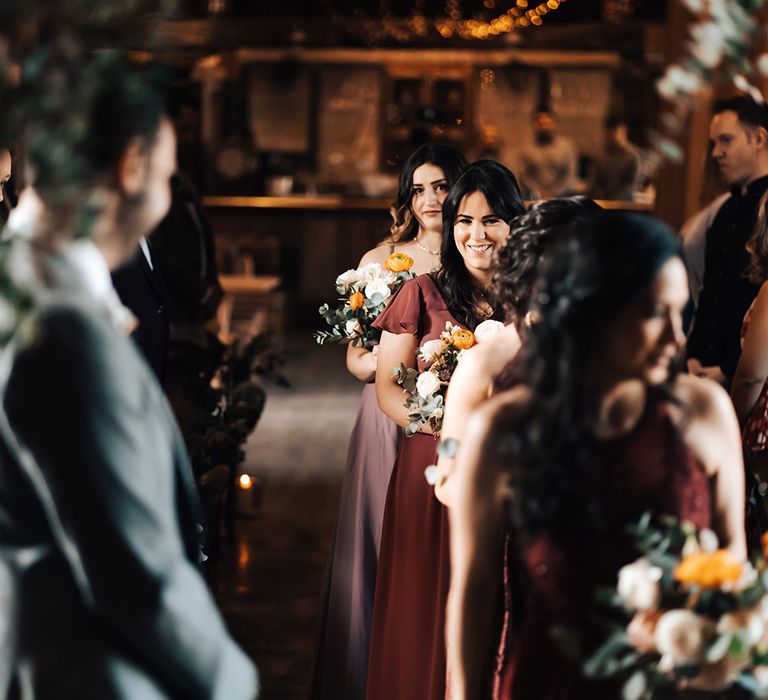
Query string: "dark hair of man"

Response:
xmin=387 ymin=143 xmax=468 ymax=243
xmin=491 ymin=196 xmax=602 ymax=323
xmin=434 ymin=159 xmax=525 ymax=330
xmin=603 ymin=114 xmax=625 ymax=130
xmin=509 ymin=212 xmax=683 ymax=534
xmin=713 ymin=95 xmax=768 ymax=134
xmin=80 ymin=70 xmax=166 ymax=174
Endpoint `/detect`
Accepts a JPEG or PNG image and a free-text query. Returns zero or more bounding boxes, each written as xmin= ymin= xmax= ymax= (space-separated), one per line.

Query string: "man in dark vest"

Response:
xmin=687 ymin=96 xmax=768 ymax=387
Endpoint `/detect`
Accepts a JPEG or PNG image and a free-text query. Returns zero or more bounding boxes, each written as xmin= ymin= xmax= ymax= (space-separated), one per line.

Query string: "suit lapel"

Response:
xmin=136 ymin=243 xmax=167 ymax=303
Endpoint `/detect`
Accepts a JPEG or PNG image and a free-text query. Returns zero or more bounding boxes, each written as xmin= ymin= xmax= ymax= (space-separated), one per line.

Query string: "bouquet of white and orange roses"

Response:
xmin=314 ymin=252 xmax=415 ymax=349
xmin=393 ymin=319 xmax=504 ymax=438
xmin=586 ymin=514 xmax=768 ymax=698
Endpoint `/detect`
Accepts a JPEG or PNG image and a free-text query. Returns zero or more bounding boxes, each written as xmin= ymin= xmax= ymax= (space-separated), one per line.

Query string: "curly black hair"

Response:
xmin=491 ymin=196 xmax=601 ymax=323
xmin=434 ymin=159 xmax=525 ymax=329
xmin=511 ymin=211 xmax=684 ymax=533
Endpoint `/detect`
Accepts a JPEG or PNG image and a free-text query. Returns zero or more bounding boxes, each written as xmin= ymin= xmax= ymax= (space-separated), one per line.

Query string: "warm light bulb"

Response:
xmin=239 ymin=474 xmax=253 ymax=490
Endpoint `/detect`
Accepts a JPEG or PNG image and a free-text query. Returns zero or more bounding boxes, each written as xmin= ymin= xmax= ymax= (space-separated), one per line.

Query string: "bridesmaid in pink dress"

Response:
xmin=311 ymin=144 xmax=467 ymax=700
xmin=448 ymin=212 xmax=747 ymax=699
xmin=366 ymin=160 xmax=524 ymax=700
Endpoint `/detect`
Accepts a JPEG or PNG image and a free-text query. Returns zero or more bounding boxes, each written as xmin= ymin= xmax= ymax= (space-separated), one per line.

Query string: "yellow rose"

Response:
xmin=451 ymin=328 xmax=475 ymax=350
xmin=385 ymin=252 xmax=414 ymax=273
xmin=349 ymin=291 xmax=365 ymax=310
xmin=674 ymin=550 xmax=743 ymax=589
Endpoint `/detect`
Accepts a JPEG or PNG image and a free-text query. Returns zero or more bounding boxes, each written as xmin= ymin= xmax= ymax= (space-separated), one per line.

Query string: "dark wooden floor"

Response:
xmin=212 ymin=334 xmax=360 ymax=699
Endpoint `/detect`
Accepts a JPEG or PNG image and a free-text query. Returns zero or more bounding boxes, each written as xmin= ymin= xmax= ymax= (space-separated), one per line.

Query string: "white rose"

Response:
xmin=357 ymin=262 xmax=383 ymax=284
xmin=474 ymin=319 xmax=505 ymax=343
xmin=729 ymin=561 xmax=758 ymax=593
xmin=755 ymin=666 xmax=768 ymax=689
xmin=758 ymin=54 xmax=768 ymax=77
xmin=336 ymin=268 xmax=359 ymax=289
xmin=718 ymin=609 xmax=764 ymax=646
xmin=416 ymin=371 xmax=441 ymax=399
xmin=0 ymin=297 xmax=16 ymax=335
xmin=364 ymin=279 xmax=392 ymax=301
xmin=699 ymin=528 xmax=719 ymax=554
xmin=419 ymin=339 xmax=443 ymax=363
xmin=655 ymin=610 xmax=706 ymax=665
xmin=617 ymin=557 xmax=662 ymax=611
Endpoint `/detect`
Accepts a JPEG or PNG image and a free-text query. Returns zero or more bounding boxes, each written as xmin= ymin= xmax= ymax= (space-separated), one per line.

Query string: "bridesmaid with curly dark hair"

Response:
xmin=448 ymin=212 xmax=746 ymax=699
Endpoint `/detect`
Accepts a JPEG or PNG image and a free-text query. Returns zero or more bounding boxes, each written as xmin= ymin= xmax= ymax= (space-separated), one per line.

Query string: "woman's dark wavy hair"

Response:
xmin=434 ymin=159 xmax=525 ymax=329
xmin=746 ymin=190 xmax=768 ymax=284
xmin=512 ymin=212 xmax=684 ymax=533
xmin=492 ymin=196 xmax=601 ymax=323
xmin=387 ymin=143 xmax=468 ymax=243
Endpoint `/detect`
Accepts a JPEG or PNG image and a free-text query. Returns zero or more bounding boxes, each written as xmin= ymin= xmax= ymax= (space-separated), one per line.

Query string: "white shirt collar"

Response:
xmin=57 ymin=239 xmax=137 ymax=334
xmin=138 ymin=237 xmax=154 ymax=270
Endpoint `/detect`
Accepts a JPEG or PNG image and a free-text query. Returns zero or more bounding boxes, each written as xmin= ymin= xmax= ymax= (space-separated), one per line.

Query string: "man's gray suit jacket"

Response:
xmin=0 ymin=288 xmax=259 ymax=699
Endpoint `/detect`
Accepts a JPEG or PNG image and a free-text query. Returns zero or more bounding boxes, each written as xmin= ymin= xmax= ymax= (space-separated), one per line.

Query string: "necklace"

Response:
xmin=415 ymin=236 xmax=440 ymax=256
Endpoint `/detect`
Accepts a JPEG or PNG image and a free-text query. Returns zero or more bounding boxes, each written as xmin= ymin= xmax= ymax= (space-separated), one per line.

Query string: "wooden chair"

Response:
xmin=216 ymin=273 xmax=286 ymax=344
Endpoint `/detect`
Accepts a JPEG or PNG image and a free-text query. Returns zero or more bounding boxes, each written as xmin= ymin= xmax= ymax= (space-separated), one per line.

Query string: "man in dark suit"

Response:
xmin=111 ymin=236 xmax=170 ymax=384
xmin=0 ymin=66 xmax=259 ymax=698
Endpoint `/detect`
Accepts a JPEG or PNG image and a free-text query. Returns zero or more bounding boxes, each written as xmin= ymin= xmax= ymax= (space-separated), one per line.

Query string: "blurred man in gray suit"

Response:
xmin=0 ymin=65 xmax=259 ymax=699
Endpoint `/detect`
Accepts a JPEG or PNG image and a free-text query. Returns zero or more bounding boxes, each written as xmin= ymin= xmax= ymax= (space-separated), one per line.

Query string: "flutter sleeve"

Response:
xmin=372 ymin=275 xmax=426 ymax=336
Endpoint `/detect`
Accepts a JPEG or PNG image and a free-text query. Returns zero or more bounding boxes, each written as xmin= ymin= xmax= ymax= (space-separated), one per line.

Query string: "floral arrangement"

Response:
xmin=586 ymin=513 xmax=768 ymax=698
xmin=314 ymin=252 xmax=415 ymax=349
xmin=393 ymin=318 xmax=504 ymax=438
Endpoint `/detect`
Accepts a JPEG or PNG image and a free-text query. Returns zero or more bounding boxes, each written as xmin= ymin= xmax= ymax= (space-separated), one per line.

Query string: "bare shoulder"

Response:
xmin=358 ymin=243 xmax=392 ymax=267
xmin=466 ymin=385 xmax=532 ymax=443
xmin=671 ymin=373 xmax=733 ymax=422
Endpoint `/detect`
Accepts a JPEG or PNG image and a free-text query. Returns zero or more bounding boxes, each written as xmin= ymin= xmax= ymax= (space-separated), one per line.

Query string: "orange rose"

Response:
xmin=762 ymin=532 xmax=768 ymax=559
xmin=385 ymin=252 xmax=414 ymax=273
xmin=451 ymin=328 xmax=475 ymax=350
xmin=349 ymin=291 xmax=365 ymax=310
xmin=674 ymin=550 xmax=743 ymax=589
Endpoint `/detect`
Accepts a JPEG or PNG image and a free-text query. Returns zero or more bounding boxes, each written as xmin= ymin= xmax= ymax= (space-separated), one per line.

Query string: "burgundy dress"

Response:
xmin=366 ymin=274 xmax=459 ymax=700
xmin=499 ymin=396 xmax=712 ymax=699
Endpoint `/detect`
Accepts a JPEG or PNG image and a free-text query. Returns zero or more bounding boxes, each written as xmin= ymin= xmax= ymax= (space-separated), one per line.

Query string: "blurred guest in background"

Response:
xmin=588 ymin=115 xmax=641 ymax=201
xmin=686 ymin=96 xmax=768 ymax=386
xmin=518 ymin=108 xmax=579 ymax=199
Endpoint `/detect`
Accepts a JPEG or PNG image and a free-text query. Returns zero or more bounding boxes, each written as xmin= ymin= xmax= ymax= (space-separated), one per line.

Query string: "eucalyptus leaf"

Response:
xmin=622 ymin=671 xmax=647 ymax=700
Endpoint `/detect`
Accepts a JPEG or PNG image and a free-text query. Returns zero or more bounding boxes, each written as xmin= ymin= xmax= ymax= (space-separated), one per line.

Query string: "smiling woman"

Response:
xmin=452 ymin=190 xmax=510 ymax=282
xmin=366 ymin=159 xmax=523 ymax=700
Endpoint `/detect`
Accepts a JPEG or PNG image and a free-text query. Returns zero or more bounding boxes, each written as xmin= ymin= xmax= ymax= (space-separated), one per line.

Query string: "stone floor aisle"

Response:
xmin=213 ymin=332 xmax=362 ymax=699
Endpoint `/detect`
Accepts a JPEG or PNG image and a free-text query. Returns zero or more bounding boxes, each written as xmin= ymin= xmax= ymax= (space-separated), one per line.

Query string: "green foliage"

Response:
xmin=185 ymin=333 xmax=287 ymax=478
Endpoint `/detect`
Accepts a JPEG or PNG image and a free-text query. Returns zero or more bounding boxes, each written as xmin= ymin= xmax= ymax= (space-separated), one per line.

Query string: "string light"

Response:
xmin=321 ymin=0 xmax=569 ymax=43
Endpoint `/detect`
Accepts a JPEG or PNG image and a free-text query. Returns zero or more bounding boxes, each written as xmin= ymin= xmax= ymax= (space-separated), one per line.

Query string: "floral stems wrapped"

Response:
xmin=314 ymin=252 xmax=415 ymax=349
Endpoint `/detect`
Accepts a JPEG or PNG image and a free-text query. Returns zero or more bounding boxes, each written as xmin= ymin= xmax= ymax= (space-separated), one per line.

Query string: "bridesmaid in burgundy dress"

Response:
xmin=447 ymin=212 xmax=747 ymax=699
xmin=312 ymin=144 xmax=467 ymax=700
xmin=366 ymin=160 xmax=524 ymax=700
xmin=434 ymin=196 xmax=601 ymax=507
